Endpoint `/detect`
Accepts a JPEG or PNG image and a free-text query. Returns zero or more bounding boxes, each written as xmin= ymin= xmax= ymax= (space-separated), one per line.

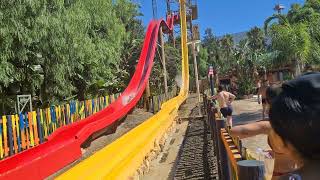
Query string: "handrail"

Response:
xmin=220 ymin=128 xmax=243 ymax=178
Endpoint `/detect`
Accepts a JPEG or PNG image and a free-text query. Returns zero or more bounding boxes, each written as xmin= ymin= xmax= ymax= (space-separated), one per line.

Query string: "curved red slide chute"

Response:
xmin=0 ymin=15 xmax=179 ymax=180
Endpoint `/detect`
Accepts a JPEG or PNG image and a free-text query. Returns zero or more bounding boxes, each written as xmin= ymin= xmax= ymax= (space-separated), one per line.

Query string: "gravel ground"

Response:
xmin=173 ymin=105 xmax=219 ymax=180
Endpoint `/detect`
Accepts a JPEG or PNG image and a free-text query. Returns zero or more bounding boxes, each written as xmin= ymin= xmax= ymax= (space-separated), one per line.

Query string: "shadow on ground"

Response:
xmin=233 ymin=110 xmax=263 ymax=126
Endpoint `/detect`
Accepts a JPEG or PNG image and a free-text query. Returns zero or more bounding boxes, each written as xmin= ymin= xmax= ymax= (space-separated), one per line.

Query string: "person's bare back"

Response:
xmin=216 ymin=91 xmax=235 ymax=108
xmin=259 ymin=80 xmax=270 ymax=120
xmin=212 ymin=85 xmax=236 ymax=127
xmin=259 ymin=86 xmax=267 ymax=99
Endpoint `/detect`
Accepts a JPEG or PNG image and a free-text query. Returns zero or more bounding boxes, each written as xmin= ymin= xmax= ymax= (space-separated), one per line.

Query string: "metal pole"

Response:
xmin=179 ymin=0 xmax=189 ymax=95
xmin=209 ymin=74 xmax=214 ymax=96
xmin=192 ymin=42 xmax=202 ymax=116
xmin=160 ymin=27 xmax=168 ymax=97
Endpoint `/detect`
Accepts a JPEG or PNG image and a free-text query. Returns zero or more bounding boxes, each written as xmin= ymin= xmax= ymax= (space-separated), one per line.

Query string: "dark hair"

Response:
xmin=218 ymin=85 xmax=224 ymax=92
xmin=265 ymin=85 xmax=282 ymax=104
xmin=269 ymin=72 xmax=320 ymax=160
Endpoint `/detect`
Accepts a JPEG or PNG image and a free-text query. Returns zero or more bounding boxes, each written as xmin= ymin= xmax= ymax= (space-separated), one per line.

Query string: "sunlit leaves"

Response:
xmin=0 ymin=0 xmax=142 ymax=105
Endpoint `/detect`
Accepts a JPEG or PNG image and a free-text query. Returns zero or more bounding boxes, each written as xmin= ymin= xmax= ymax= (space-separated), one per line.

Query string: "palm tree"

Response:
xmin=264 ymin=14 xmax=289 ymax=34
xmin=247 ymin=26 xmax=265 ymax=52
xmin=264 ymin=14 xmax=311 ymax=77
xmin=219 ymin=34 xmax=235 ymax=73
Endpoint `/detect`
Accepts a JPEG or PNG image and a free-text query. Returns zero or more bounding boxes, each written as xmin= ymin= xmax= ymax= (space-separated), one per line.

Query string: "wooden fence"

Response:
xmin=0 ymin=93 xmax=121 ymax=159
xmin=205 ymin=94 xmax=265 ymax=180
xmin=0 ymin=87 xmax=177 ymax=160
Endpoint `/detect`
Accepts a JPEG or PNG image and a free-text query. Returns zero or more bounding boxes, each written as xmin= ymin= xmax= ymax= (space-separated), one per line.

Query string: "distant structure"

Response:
xmin=166 ymin=0 xmax=172 ymax=15
xmin=163 ymin=0 xmax=199 ymax=45
xmin=274 ymin=4 xmax=285 ymax=14
xmin=152 ymin=0 xmax=157 ymax=19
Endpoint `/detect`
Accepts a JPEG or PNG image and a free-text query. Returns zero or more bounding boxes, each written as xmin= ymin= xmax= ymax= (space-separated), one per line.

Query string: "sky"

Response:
xmin=136 ymin=0 xmax=305 ymax=37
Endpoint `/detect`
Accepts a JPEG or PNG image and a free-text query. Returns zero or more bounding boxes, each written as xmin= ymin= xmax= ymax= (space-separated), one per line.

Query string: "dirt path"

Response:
xmin=143 ymin=94 xmax=218 ymax=180
xmin=48 ymin=108 xmax=154 ymax=179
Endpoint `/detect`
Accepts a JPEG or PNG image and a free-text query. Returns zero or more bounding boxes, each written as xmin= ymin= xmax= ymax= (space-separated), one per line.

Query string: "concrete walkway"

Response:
xmin=232 ymin=98 xmax=271 ymax=158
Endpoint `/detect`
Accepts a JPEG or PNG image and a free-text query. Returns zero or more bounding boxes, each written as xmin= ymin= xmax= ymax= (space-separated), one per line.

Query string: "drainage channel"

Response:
xmin=173 ymin=106 xmax=219 ymax=180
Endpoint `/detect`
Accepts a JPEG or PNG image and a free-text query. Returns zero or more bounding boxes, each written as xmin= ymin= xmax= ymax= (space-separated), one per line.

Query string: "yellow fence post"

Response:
xmin=32 ymin=111 xmax=39 ymax=146
xmin=15 ymin=114 xmax=20 ymax=152
xmin=11 ymin=115 xmax=18 ymax=154
xmin=2 ymin=116 xmax=8 ymax=157
xmin=27 ymin=112 xmax=35 ymax=147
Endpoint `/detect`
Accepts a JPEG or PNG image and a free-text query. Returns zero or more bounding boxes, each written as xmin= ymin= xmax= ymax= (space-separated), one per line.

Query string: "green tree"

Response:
xmin=114 ymin=0 xmax=144 ymax=91
xmin=0 ymin=0 xmax=144 ymax=110
xmin=246 ymin=27 xmax=266 ymax=80
xmin=264 ymin=11 xmax=312 ymax=76
xmin=198 ymin=46 xmax=209 ymax=77
xmin=247 ymin=27 xmax=265 ymax=53
xmin=202 ymin=28 xmax=220 ymax=67
xmin=233 ymin=39 xmax=256 ymax=95
xmin=0 ymin=0 xmax=72 ymax=106
xmin=218 ymin=34 xmax=235 ymax=74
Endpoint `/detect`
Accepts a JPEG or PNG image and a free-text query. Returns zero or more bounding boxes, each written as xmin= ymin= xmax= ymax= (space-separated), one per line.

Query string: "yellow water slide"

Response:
xmin=57 ymin=0 xmax=189 ymax=179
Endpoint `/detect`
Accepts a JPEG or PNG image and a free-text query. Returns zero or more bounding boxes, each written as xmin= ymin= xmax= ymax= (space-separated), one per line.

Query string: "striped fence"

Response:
xmin=0 ymin=93 xmax=121 ymax=159
xmin=0 ymin=87 xmax=178 ymax=160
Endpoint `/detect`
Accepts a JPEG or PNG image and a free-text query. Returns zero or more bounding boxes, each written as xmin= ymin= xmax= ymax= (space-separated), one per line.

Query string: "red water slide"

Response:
xmin=0 ymin=15 xmax=179 ymax=180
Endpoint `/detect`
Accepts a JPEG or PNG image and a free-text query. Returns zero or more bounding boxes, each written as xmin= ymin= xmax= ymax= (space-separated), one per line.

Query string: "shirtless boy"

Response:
xmin=211 ymin=85 xmax=236 ymax=127
xmin=258 ymin=80 xmax=270 ymax=120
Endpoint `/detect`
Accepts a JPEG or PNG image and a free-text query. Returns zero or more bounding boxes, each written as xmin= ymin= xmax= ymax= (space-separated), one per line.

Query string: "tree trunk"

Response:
xmin=144 ymin=80 xmax=151 ymax=110
xmin=77 ymin=87 xmax=86 ymax=101
xmin=293 ymin=59 xmax=302 ymax=77
xmin=40 ymin=65 xmax=48 ymax=106
xmin=160 ymin=27 xmax=168 ymax=97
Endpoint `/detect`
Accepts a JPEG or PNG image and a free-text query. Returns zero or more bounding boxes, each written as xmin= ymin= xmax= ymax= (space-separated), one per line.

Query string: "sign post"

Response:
xmin=208 ymin=65 xmax=215 ymax=96
xmin=17 ymin=95 xmax=32 ymax=113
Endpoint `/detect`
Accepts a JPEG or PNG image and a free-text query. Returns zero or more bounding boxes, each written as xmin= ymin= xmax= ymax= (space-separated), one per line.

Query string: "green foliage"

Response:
xmin=247 ymin=27 xmax=265 ymax=53
xmin=233 ymin=33 xmax=261 ymax=96
xmin=198 ymin=46 xmax=209 ymax=77
xmin=202 ymin=28 xmax=220 ymax=67
xmin=200 ymin=0 xmax=320 ymax=95
xmin=0 ymin=0 xmax=143 ymax=110
xmin=202 ymin=28 xmax=236 ymax=75
xmin=269 ymin=23 xmax=311 ymax=64
xmin=150 ymin=38 xmax=181 ymax=95
xmin=201 ymin=27 xmax=267 ymax=96
xmin=264 ymin=0 xmax=320 ymax=76
xmin=114 ymin=0 xmax=144 ymax=91
xmin=219 ymin=34 xmax=235 ymax=69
